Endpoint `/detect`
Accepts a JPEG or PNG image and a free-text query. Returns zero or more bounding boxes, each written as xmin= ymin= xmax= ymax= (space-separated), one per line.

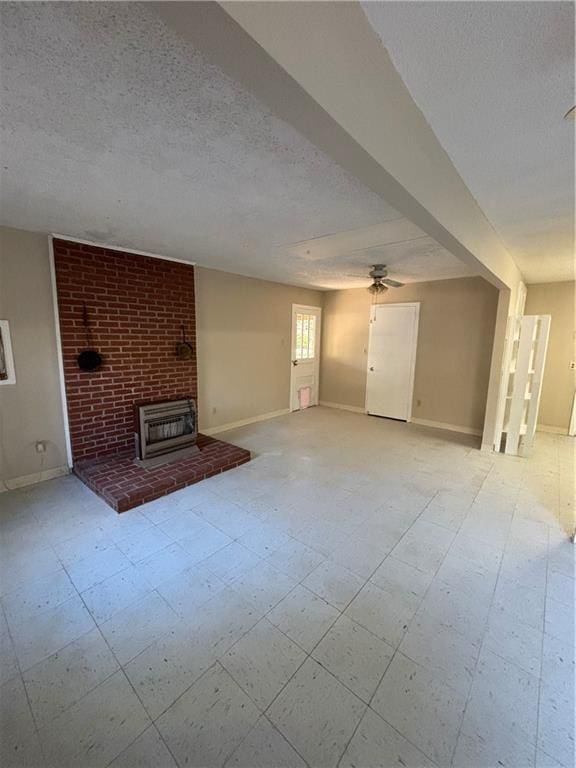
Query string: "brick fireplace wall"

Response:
xmin=53 ymin=239 xmax=197 ymax=462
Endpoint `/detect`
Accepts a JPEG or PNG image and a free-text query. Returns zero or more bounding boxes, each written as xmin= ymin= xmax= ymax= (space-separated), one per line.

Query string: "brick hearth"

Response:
xmin=74 ymin=434 xmax=250 ymax=512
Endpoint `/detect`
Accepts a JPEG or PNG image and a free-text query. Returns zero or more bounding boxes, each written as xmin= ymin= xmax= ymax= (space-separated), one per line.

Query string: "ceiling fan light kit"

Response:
xmin=368 ymin=281 xmax=389 ymax=294
xmin=366 ymin=264 xmax=404 ymax=294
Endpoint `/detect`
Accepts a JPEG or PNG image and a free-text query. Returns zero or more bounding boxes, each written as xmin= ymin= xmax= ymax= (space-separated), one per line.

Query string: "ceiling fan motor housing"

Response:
xmin=369 ymin=264 xmax=388 ymax=279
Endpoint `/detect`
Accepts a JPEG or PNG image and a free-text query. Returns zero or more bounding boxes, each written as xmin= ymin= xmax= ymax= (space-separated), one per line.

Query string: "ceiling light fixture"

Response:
xmin=368 ymin=280 xmax=389 ymax=295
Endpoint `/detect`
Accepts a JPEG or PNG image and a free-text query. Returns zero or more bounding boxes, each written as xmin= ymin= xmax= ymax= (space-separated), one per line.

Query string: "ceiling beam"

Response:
xmin=154 ymin=1 xmax=523 ymax=291
xmin=217 ymin=1 xmax=526 ymax=291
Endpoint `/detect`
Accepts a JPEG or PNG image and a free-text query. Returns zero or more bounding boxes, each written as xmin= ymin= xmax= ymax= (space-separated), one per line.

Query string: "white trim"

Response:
xmin=290 ymin=303 xmax=322 ymax=412
xmin=0 ymin=466 xmax=70 ymax=492
xmin=201 ymin=408 xmax=290 ymax=436
xmin=0 ymin=319 xmax=16 ymax=385
xmin=365 ymin=301 xmax=420 ymax=422
xmin=319 ymin=401 xmax=366 ymax=414
xmin=49 ymin=237 xmax=73 ymax=468
xmin=537 ymin=424 xmax=570 ymax=435
xmin=411 ymin=418 xmax=482 ymax=437
xmin=50 ymin=233 xmax=196 ymax=266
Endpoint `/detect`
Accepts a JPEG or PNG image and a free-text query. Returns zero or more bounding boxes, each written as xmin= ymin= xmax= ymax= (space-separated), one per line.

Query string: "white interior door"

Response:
xmin=366 ymin=302 xmax=420 ymax=421
xmin=290 ymin=304 xmax=321 ymax=411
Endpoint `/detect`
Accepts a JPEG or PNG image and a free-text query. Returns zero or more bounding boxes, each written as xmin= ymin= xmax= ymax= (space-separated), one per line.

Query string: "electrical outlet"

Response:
xmin=570 ymin=362 xmax=575 ymax=369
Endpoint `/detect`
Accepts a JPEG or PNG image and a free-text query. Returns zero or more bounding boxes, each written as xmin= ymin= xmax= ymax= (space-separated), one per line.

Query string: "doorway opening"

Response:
xmin=290 ymin=304 xmax=322 ymax=411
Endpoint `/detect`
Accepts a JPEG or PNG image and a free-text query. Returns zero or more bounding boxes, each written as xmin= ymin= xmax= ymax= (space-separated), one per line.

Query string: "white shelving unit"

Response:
xmin=494 ymin=314 xmax=551 ymax=456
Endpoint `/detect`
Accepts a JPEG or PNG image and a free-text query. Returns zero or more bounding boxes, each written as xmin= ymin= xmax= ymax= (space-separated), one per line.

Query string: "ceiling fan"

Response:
xmin=367 ymin=264 xmax=404 ymax=294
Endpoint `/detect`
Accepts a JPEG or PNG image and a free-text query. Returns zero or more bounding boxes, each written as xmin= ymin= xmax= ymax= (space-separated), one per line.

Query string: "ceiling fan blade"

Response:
xmin=382 ymin=278 xmax=404 ymax=288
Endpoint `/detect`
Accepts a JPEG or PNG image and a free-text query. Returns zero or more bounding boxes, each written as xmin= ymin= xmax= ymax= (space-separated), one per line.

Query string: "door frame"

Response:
xmin=365 ymin=301 xmax=420 ymax=422
xmin=290 ymin=303 xmax=322 ymax=411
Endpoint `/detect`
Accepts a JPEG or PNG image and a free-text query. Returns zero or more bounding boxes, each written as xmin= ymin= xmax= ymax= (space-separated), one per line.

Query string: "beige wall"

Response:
xmin=321 ymin=277 xmax=499 ymax=432
xmin=0 ymin=227 xmax=68 ymax=485
xmin=195 ymin=266 xmax=323 ymax=431
xmin=0 ymin=228 xmax=325 ymax=481
xmin=525 ymin=281 xmax=575 ymax=431
xmin=0 ymin=225 xmax=502 ymax=487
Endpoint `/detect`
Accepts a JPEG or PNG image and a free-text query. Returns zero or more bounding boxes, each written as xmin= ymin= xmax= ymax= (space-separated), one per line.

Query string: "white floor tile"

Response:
xmin=2 ymin=568 xmax=77 ymax=629
xmin=546 ymin=568 xmax=574 ymax=607
xmin=193 ymin=498 xmax=258 ymax=539
xmin=302 ymin=560 xmax=364 ymax=611
xmin=156 ymin=663 xmax=260 ymax=768
xmin=267 ymin=658 xmax=365 ymax=768
xmin=132 ymin=541 xmax=198 ymax=589
xmin=0 ymin=630 xmax=19 ymax=686
xmin=267 ymin=585 xmax=339 ymax=652
xmin=371 ymin=651 xmax=467 ymax=765
xmin=23 ymin=627 xmax=118 ymax=726
xmin=0 ymin=673 xmax=45 ymax=768
xmin=483 ymin=610 xmax=543 ymax=676
xmin=99 ymin=591 xmax=178 ymax=665
xmin=115 ymin=526 xmax=174 ymax=564
xmin=535 ymin=748 xmax=566 ymax=768
xmin=236 ymin=524 xmax=291 ymax=558
xmin=123 ymin=619 xmax=216 ymax=720
xmin=340 ymin=708 xmax=436 ymax=768
xmin=415 ymin=580 xmax=491 ymax=647
xmin=2 ymin=410 xmax=572 ymax=768
xmin=156 ymin=562 xmax=225 ymax=618
xmin=458 ymin=647 xmax=540 ymax=764
xmin=545 ymin=595 xmax=575 ymax=645
xmin=329 ymin=535 xmax=389 ymax=579
xmin=221 ymin=618 xmax=305 ymax=709
xmin=345 ymin=580 xmax=420 ymax=648
xmin=225 ymin=716 xmax=307 ymax=768
xmin=399 ymin=614 xmax=479 ymax=696
xmin=65 ymin=545 xmax=132 ymax=593
xmin=38 ymin=670 xmax=150 ymax=768
xmin=203 ymin=542 xmax=262 ymax=583
xmin=176 ymin=524 xmax=233 ymax=564
xmin=370 ymin=554 xmax=434 ymax=600
xmin=391 ymin=520 xmax=455 ymax=575
xmin=312 ymin=614 xmax=393 ymax=702
xmin=81 ymin=565 xmax=153 ymax=624
xmin=108 ymin=725 xmax=178 ymax=768
xmin=492 ymin=576 xmax=546 ymax=631
xmin=11 ymin=594 xmax=96 ymax=672
xmin=229 ymin=560 xmax=297 ymax=614
xmin=52 ymin=528 xmax=117 ymax=566
xmin=0 ymin=546 xmax=63 ymax=599
xmin=540 ymin=632 xmax=575 ymax=702
xmin=538 ymin=681 xmax=575 ymax=768
xmin=266 ymin=538 xmax=325 ymax=581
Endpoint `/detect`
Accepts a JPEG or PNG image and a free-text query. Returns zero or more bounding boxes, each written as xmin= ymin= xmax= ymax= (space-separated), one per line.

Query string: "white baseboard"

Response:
xmin=537 ymin=424 xmax=569 ymax=435
xmin=201 ymin=408 xmax=291 ymax=436
xmin=0 ymin=465 xmax=70 ymax=492
xmin=411 ymin=418 xmax=482 ymax=437
xmin=319 ymin=401 xmax=366 ymax=414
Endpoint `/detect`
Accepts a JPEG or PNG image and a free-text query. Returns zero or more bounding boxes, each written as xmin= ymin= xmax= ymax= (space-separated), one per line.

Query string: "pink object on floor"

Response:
xmin=298 ymin=386 xmax=312 ymax=409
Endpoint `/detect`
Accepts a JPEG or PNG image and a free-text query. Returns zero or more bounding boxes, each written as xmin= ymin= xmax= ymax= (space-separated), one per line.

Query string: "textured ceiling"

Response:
xmin=0 ymin=2 xmax=474 ymax=290
xmin=363 ymin=1 xmax=575 ymax=284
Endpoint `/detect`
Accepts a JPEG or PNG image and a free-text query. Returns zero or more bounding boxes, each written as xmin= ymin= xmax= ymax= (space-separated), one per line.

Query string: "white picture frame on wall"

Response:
xmin=0 ymin=320 xmax=16 ymax=385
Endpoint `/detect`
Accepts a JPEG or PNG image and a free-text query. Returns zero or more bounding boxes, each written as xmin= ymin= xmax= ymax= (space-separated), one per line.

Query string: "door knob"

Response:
xmin=292 ymin=360 xmax=298 ymax=366
xmin=369 ymin=366 xmax=374 ymax=371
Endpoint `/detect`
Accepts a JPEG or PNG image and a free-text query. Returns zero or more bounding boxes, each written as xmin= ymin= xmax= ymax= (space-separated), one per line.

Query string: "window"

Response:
xmin=0 ymin=320 xmax=16 ymax=385
xmin=295 ymin=313 xmax=316 ymax=359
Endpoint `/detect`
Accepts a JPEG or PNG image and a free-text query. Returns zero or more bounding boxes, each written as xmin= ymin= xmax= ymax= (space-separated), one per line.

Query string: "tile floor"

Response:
xmin=0 ymin=407 xmax=574 ymax=768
